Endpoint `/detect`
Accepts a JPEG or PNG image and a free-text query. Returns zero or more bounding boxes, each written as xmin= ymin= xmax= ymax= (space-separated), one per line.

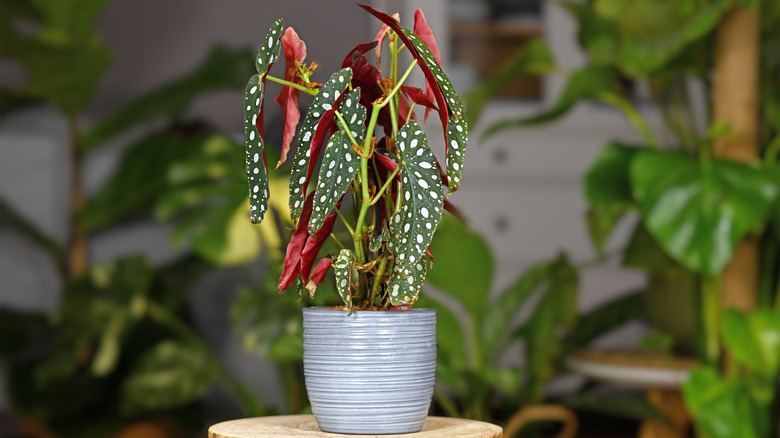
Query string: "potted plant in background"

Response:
xmin=241 ymin=4 xmax=470 ymax=434
xmin=0 ymin=0 xmax=274 ymax=435
xmin=466 ymin=0 xmax=780 ymax=436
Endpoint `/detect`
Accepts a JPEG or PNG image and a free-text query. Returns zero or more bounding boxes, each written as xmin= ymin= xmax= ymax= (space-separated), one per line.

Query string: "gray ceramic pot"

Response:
xmin=302 ymin=307 xmax=437 ymax=435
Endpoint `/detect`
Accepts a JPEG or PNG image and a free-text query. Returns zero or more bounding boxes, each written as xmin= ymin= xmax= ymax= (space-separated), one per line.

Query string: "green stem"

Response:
xmin=701 ymin=277 xmax=722 ymax=365
xmin=334 ymin=110 xmax=361 ymax=148
xmin=329 ymin=233 xmax=346 ymax=250
xmin=380 ymin=60 xmax=418 ymax=110
xmin=369 ymin=166 xmax=400 ymax=206
xmin=334 ymin=208 xmax=356 ymax=237
xmin=599 ymin=92 xmax=661 ymax=150
xmin=765 ymin=135 xmax=780 ymax=164
xmin=369 ymin=253 xmax=389 ymax=303
xmin=266 ymin=75 xmax=317 ymax=96
xmin=146 ymin=302 xmax=265 ymax=416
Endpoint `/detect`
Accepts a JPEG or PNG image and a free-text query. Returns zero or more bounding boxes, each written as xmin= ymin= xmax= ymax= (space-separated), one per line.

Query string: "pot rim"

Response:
xmin=303 ymin=306 xmax=435 ymax=313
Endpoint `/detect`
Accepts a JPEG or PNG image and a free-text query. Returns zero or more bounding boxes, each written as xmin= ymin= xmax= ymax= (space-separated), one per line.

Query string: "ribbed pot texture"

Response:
xmin=302 ymin=307 xmax=437 ymax=435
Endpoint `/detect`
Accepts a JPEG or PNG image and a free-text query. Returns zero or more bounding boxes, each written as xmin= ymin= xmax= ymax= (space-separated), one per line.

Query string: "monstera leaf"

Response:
xmin=583 ymin=142 xmax=641 ymax=254
xmin=630 ymin=150 xmax=779 ymax=276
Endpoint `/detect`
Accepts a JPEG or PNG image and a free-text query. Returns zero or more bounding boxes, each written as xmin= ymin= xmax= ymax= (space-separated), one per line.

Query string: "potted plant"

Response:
xmin=241 ymin=4 xmax=470 ymax=434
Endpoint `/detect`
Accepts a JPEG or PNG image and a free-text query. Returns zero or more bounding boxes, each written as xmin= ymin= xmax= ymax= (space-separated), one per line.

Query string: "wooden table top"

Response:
xmin=209 ymin=415 xmax=503 ymax=438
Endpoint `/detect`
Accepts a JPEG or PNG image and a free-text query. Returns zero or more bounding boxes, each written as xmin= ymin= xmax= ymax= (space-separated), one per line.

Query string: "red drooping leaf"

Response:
xmin=358 ymin=4 xmax=449 ymax=138
xmin=342 ymin=41 xmax=378 ymax=68
xmin=300 ymin=211 xmax=337 ymax=284
xmin=401 ymin=85 xmax=438 ymax=110
xmin=304 ymin=108 xmax=337 ymax=187
xmin=413 ymin=9 xmax=441 ymax=64
xmin=413 ymin=9 xmax=442 ymax=122
xmin=306 ymin=257 xmax=334 ymax=296
xmin=343 ymin=43 xmax=382 ymax=123
xmin=373 ymin=12 xmax=400 ymax=64
xmin=374 ymin=150 xmax=400 ymax=175
xmin=398 ymin=92 xmax=418 ymax=125
xmin=278 ymin=193 xmax=314 ymax=291
xmin=274 ymin=27 xmax=307 ymax=168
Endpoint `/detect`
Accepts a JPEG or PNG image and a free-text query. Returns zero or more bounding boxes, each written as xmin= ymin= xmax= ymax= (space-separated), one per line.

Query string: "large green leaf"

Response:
xmin=309 ymin=88 xmax=364 ymax=233
xmin=289 ymin=68 xmax=353 ymax=222
xmin=584 ymin=142 xmax=640 ymax=254
xmin=427 ymin=214 xmax=493 ymax=318
xmin=463 ymin=37 xmax=553 ymax=127
xmin=481 ymin=261 xmax=549 ymax=362
xmin=84 ymin=45 xmax=255 ymax=148
xmin=722 ymin=308 xmax=780 ymax=379
xmin=583 ymin=0 xmax=732 ymax=76
xmin=518 ymin=254 xmax=578 ymax=402
xmin=386 ymin=120 xmax=445 ymax=304
xmin=482 ymin=66 xmax=617 ymax=138
xmin=630 ymin=150 xmax=779 ymax=276
xmin=156 ymin=135 xmax=266 ymax=266
xmin=683 ymin=367 xmax=770 ymax=438
xmin=0 ymin=27 xmax=111 ymax=114
xmin=79 ymin=134 xmax=206 ymax=232
xmin=622 ymin=223 xmax=684 ymax=272
xmin=120 ymin=341 xmax=219 ymax=414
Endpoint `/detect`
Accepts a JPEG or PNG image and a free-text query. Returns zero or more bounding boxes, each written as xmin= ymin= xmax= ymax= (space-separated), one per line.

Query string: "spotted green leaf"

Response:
xmin=387 ymin=253 xmax=429 ymax=305
xmin=402 ymin=29 xmax=463 ymax=120
xmin=445 ymin=116 xmax=468 ymax=193
xmin=334 ymin=249 xmax=353 ymax=312
xmin=245 ymin=74 xmax=269 ymax=223
xmin=386 ymin=120 xmax=444 ymax=303
xmin=309 ymin=88 xmax=365 ymax=234
xmin=289 ymin=68 xmax=353 ymax=222
xmin=370 ymin=222 xmax=389 ymax=253
xmin=245 ymin=19 xmax=284 ymax=224
xmin=255 ymin=19 xmax=284 ymax=74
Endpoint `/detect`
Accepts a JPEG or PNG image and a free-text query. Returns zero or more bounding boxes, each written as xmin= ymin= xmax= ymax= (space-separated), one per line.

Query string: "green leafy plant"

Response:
xmin=420 ymin=215 xmax=655 ymax=425
xmin=243 ymin=5 xmax=470 ymax=310
xmin=467 ymin=0 xmax=780 ymax=434
xmin=0 ymin=0 xmax=270 ymax=435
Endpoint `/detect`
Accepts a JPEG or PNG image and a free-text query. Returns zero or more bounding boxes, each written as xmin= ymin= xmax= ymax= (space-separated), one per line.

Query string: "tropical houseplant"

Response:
xmin=0 ymin=0 xmax=272 ymax=435
xmin=466 ymin=0 xmax=780 ymax=436
xmin=241 ymin=4 xmax=471 ymax=434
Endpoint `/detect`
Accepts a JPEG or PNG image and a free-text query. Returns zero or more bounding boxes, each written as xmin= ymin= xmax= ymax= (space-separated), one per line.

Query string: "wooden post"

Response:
xmin=713 ymin=4 xmax=760 ymax=311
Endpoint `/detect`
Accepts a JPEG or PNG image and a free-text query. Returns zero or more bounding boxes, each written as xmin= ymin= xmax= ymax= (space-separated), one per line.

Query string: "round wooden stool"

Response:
xmin=209 ymin=415 xmax=503 ymax=438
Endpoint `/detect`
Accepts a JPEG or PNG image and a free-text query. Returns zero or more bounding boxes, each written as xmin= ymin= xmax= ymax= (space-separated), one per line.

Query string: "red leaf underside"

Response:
xmin=275 ymin=27 xmax=307 ymax=168
xmin=278 ymin=193 xmax=314 ymax=291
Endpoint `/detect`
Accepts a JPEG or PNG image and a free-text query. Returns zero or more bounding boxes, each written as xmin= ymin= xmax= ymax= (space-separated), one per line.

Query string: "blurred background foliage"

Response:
xmin=1 ymin=0 xmax=779 ymax=437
